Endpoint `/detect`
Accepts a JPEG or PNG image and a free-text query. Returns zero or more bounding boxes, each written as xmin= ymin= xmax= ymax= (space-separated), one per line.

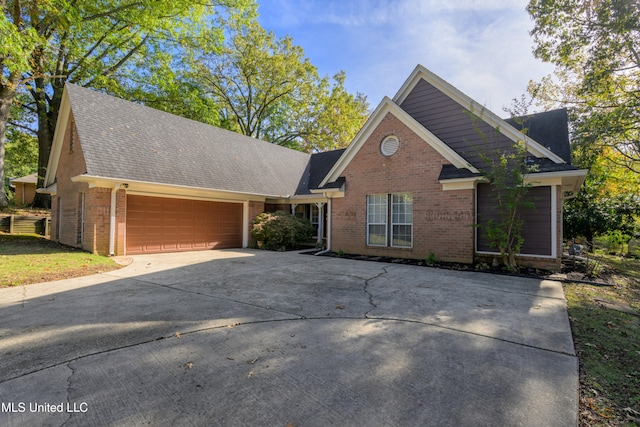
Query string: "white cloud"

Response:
xmin=258 ymin=0 xmax=555 ymax=115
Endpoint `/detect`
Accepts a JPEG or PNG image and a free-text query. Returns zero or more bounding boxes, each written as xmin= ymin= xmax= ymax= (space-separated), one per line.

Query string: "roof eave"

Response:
xmin=319 ymin=97 xmax=478 ymax=187
xmin=393 ymin=64 xmax=567 ymax=165
xmin=70 ymin=175 xmax=292 ymax=201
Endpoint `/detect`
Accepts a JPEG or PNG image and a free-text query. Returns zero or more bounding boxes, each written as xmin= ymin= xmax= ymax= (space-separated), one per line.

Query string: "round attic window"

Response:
xmin=381 ymin=135 xmax=400 ymax=156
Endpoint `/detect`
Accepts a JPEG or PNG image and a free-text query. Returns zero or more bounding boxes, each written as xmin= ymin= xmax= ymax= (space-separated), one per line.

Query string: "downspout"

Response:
xmin=315 ymin=197 xmax=332 ymax=256
xmin=109 ymin=184 xmax=119 ymax=256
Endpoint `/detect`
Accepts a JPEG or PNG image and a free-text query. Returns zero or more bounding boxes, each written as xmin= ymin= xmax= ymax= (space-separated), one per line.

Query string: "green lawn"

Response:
xmin=0 ymin=234 xmax=122 ymax=287
xmin=564 ymin=254 xmax=640 ymax=426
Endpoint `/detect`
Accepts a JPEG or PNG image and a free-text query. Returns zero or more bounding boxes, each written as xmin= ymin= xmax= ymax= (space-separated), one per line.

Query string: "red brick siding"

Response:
xmin=52 ymin=115 xmax=126 ymax=256
xmin=331 ymin=112 xmax=475 ymax=263
xmin=53 ymin=114 xmax=90 ymax=250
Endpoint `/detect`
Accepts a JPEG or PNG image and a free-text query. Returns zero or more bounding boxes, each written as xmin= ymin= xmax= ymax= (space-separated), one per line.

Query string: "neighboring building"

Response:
xmin=10 ymin=173 xmax=38 ymax=206
xmin=41 ymin=65 xmax=587 ymax=271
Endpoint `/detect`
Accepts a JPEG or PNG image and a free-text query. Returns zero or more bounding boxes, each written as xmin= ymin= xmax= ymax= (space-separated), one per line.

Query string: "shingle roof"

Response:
xmin=10 ymin=173 xmax=38 ymax=185
xmin=505 ymin=108 xmax=571 ymax=163
xmin=294 ymin=149 xmax=345 ymax=195
xmin=66 ymin=84 xmax=312 ymax=197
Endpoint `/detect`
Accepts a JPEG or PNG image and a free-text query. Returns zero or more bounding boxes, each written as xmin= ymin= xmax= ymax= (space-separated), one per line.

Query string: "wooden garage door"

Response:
xmin=126 ymin=195 xmax=243 ymax=254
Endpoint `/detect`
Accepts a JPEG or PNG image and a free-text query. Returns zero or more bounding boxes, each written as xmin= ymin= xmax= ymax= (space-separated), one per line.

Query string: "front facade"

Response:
xmin=42 ymin=65 xmax=587 ymax=271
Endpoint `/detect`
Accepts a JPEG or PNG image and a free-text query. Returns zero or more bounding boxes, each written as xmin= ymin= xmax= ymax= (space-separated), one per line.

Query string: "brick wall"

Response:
xmin=331 ymin=112 xmax=475 ymax=263
xmin=53 ymin=114 xmax=90 ymax=250
xmin=52 ymin=115 xmax=127 ymax=256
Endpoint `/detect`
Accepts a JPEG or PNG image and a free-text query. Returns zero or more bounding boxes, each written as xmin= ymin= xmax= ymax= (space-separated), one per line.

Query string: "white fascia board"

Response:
xmin=288 ymin=194 xmax=331 ymax=204
xmin=439 ymin=177 xmax=485 ymax=191
xmin=320 ymin=97 xmax=477 ymax=187
xmin=70 ymin=175 xmax=281 ymax=202
xmin=36 ymin=182 xmax=57 ymax=195
xmin=44 ymin=88 xmax=71 ymax=187
xmin=525 ymin=169 xmax=588 ymax=193
xmin=393 ymin=65 xmax=567 ymax=164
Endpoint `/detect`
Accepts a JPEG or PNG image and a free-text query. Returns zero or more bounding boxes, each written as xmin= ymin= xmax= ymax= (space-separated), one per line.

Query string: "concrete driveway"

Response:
xmin=0 ymin=249 xmax=577 ymax=426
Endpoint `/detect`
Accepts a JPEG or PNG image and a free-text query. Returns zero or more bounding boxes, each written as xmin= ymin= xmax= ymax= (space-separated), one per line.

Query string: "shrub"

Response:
xmin=603 ymin=230 xmax=630 ymax=255
xmin=251 ymin=211 xmax=314 ymax=251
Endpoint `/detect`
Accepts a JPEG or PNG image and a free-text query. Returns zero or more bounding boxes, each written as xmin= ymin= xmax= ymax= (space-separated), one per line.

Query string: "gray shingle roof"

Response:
xmin=67 ymin=84 xmax=312 ymax=197
xmin=505 ymin=108 xmax=572 ymax=163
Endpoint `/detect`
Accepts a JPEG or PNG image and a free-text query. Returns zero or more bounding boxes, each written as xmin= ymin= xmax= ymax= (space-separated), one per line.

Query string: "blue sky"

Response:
xmin=257 ymin=0 xmax=554 ymax=117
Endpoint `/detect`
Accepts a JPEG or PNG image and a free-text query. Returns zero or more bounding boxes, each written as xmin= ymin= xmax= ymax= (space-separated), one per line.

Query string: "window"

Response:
xmin=367 ymin=194 xmax=388 ymax=246
xmin=391 ymin=193 xmax=413 ymax=247
xmin=367 ymin=193 xmax=413 ymax=248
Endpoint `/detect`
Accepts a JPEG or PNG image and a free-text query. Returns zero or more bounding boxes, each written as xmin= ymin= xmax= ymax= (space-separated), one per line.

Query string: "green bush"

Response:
xmin=251 ymin=211 xmax=314 ymax=251
xmin=603 ymin=230 xmax=630 ymax=255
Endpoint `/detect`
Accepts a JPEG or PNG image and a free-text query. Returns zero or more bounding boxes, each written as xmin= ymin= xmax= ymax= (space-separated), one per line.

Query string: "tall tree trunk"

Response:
xmin=0 ymin=73 xmax=20 ymax=209
xmin=31 ymin=77 xmax=55 ymax=209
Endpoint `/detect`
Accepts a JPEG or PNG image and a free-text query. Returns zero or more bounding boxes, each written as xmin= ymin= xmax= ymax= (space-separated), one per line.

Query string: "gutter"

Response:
xmin=109 ymin=184 xmax=119 ymax=256
xmin=315 ymin=197 xmax=332 ymax=256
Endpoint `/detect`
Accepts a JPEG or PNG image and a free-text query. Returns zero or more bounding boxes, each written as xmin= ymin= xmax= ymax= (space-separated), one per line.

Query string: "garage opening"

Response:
xmin=126 ymin=195 xmax=243 ymax=254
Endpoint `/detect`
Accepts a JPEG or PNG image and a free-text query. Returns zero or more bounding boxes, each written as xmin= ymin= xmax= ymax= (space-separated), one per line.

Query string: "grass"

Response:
xmin=564 ymin=254 xmax=640 ymax=426
xmin=0 ymin=234 xmax=122 ymax=287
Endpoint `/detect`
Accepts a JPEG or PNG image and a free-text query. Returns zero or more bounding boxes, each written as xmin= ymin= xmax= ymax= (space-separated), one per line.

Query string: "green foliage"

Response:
xmin=5 ymin=129 xmax=37 ymax=179
xmin=563 ymin=174 xmax=639 ymax=247
xmin=472 ymin=113 xmax=535 ymax=272
xmin=603 ymin=230 xmax=631 ymax=255
xmin=251 ymin=210 xmax=314 ymax=251
xmin=1 ymin=0 xmax=257 ymax=208
xmin=474 ymin=262 xmax=490 ymax=271
xmin=426 ymin=252 xmax=437 ymax=266
xmin=193 ymin=20 xmax=368 ymax=152
xmin=528 ymin=0 xmax=640 ymax=177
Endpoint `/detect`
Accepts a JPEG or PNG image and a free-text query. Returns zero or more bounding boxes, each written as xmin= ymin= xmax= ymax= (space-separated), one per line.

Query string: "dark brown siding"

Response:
xmin=126 ymin=195 xmax=243 ymax=254
xmin=400 ymin=79 xmax=519 ymax=169
xmin=477 ymin=184 xmax=552 ymax=256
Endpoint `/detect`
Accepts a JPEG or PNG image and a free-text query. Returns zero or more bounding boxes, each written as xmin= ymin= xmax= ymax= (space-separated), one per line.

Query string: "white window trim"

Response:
xmin=367 ymin=193 xmax=413 ymax=248
xmin=366 ymin=194 xmax=388 ymax=246
xmin=391 ymin=193 xmax=413 ymax=248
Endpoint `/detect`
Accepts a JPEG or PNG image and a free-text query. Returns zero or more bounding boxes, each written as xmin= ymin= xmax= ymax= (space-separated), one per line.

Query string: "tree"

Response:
xmin=477 ymin=140 xmax=535 ymax=272
xmin=194 ymin=20 xmax=368 ymax=152
xmin=4 ymin=128 xmax=37 ymax=179
xmin=528 ymin=0 xmax=640 ymax=175
xmin=563 ymin=148 xmax=640 ymax=247
xmin=1 ymin=0 xmax=256 ymax=208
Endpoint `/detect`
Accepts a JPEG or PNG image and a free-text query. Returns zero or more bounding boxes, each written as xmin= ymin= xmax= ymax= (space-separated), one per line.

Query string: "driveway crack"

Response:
xmin=364 ymin=267 xmax=388 ymax=318
xmin=59 ymin=362 xmax=75 ymax=427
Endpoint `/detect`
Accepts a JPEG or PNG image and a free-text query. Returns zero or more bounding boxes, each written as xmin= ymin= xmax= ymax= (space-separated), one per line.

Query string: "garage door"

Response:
xmin=126 ymin=195 xmax=243 ymax=254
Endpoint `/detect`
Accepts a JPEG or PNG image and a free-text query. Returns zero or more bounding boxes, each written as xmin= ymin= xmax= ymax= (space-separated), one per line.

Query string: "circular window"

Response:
xmin=381 ymin=136 xmax=399 ymax=156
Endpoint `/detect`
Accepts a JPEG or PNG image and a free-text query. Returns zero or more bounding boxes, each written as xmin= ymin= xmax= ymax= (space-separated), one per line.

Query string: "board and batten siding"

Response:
xmin=476 ymin=184 xmax=553 ymax=256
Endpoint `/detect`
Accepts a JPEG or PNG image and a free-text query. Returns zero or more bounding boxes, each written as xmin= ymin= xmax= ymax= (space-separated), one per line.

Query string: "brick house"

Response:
xmin=41 ymin=65 xmax=587 ymax=271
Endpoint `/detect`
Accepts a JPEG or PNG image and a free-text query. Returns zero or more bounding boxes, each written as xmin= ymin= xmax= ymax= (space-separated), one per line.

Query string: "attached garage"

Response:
xmin=126 ymin=195 xmax=243 ymax=255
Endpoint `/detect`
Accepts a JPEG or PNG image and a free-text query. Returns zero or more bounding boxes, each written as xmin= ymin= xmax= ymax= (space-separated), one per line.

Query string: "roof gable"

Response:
xmin=394 ymin=65 xmax=566 ymax=166
xmin=320 ymin=97 xmax=477 ymax=187
xmin=47 ymin=85 xmax=311 ymax=198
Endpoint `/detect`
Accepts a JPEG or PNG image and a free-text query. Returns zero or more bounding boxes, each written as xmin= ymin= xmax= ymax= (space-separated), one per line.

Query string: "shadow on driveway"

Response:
xmin=0 ymin=249 xmax=577 ymax=426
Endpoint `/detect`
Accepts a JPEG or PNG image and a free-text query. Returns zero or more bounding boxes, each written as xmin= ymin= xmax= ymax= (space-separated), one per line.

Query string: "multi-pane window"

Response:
xmin=366 ymin=193 xmax=413 ymax=248
xmin=391 ymin=193 xmax=413 ymax=247
xmin=367 ymin=194 xmax=388 ymax=246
